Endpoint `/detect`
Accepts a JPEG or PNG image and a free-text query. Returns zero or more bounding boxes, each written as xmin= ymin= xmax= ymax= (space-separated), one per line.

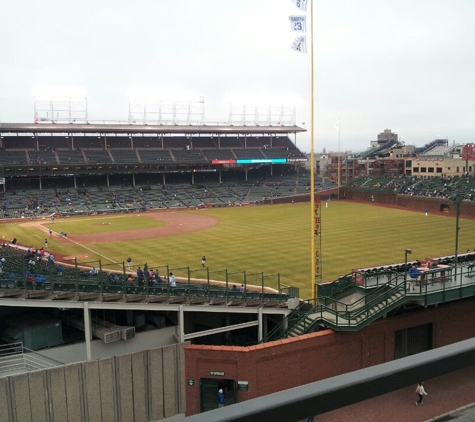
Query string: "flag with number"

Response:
xmin=289 ymin=15 xmax=306 ymax=32
xmin=291 ymin=36 xmax=307 ymax=53
xmin=292 ymin=0 xmax=308 ymax=12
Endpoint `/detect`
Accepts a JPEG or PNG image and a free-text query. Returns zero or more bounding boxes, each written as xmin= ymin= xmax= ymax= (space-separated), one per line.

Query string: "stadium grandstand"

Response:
xmin=1 ymin=123 xmax=475 ymax=421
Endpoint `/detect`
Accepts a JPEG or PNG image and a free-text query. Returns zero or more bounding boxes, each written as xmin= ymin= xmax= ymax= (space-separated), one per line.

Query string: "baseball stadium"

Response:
xmin=1 ymin=120 xmax=475 ymax=421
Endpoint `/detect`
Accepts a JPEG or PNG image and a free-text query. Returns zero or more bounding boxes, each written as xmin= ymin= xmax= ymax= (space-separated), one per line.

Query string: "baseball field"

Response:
xmin=1 ymin=200 xmax=474 ymax=298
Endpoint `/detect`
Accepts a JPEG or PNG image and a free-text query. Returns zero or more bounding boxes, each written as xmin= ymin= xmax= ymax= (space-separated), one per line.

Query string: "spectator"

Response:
xmin=168 ymin=272 xmax=176 ymax=288
xmin=89 ymin=267 xmax=98 ymax=277
xmin=239 ymin=284 xmax=245 ymax=293
xmin=408 ymin=265 xmax=420 ymax=291
xmin=218 ymin=389 xmax=225 ymax=408
xmin=56 ymin=265 xmax=64 ymax=277
xmin=137 ymin=267 xmax=144 ymax=285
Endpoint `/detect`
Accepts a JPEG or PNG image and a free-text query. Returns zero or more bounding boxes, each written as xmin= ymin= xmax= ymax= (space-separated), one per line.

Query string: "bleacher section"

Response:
xmin=27 ymin=150 xmax=58 ymax=165
xmin=109 ymin=149 xmax=140 ymax=163
xmin=137 ymin=149 xmax=174 ymax=163
xmin=417 ymin=138 xmax=448 ymax=154
xmin=0 ymin=245 xmax=292 ymax=307
xmin=233 ymin=149 xmax=266 ymax=159
xmin=56 ymin=150 xmax=86 ymax=164
xmin=0 ymin=151 xmax=28 ymax=165
xmin=171 ymin=150 xmax=208 ymax=163
xmin=83 ymin=149 xmax=113 ymax=164
xmin=421 ymin=145 xmax=454 ymax=156
xmin=202 ymin=149 xmax=235 ymax=160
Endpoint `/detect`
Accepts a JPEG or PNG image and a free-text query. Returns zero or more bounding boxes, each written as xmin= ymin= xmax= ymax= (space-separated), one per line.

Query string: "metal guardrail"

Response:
xmin=264 ymin=265 xmax=475 ymax=339
xmin=0 ymin=342 xmax=64 ymax=377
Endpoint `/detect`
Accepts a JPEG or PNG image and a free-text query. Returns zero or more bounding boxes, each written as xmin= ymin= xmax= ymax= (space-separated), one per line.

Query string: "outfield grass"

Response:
xmin=1 ymin=202 xmax=473 ymax=298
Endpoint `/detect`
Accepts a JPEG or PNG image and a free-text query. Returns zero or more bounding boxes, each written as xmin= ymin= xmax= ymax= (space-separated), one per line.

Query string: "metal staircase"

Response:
xmin=263 ymin=255 xmax=475 ymax=343
xmin=264 ymin=274 xmax=407 ymax=341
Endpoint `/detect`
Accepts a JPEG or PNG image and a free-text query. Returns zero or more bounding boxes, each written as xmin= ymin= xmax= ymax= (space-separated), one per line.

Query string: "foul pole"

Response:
xmin=309 ymin=0 xmax=318 ymax=300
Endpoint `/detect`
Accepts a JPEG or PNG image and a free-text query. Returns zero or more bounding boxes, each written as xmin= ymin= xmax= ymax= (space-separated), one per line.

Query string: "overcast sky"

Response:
xmin=1 ymin=0 xmax=474 ymax=153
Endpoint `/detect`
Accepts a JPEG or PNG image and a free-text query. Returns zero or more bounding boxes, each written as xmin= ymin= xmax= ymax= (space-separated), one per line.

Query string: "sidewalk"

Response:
xmin=311 ymin=365 xmax=475 ymax=422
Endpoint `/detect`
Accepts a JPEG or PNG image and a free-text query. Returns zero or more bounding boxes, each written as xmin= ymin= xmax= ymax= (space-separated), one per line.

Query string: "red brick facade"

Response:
xmin=185 ymin=297 xmax=475 ymax=415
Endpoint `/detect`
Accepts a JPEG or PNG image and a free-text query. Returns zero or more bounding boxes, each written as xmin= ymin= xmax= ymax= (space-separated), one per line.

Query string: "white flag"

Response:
xmin=291 ymin=36 xmax=307 ymax=53
xmin=292 ymin=0 xmax=308 ymax=12
xmin=289 ymin=15 xmax=306 ymax=32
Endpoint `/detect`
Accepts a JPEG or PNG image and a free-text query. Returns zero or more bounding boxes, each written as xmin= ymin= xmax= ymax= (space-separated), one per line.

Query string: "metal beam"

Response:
xmin=83 ymin=302 xmax=92 ymax=361
xmin=184 ymin=320 xmax=259 ymax=341
xmin=0 ymin=298 xmax=290 ymax=316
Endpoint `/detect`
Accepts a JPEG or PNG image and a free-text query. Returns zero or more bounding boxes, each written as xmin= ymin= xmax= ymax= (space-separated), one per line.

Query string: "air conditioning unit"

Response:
xmin=118 ymin=326 xmax=135 ymax=341
xmin=93 ymin=326 xmax=121 ymax=344
xmin=101 ymin=320 xmax=136 ymax=341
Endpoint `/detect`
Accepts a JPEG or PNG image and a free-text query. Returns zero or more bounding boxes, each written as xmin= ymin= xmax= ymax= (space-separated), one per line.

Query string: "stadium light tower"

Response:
xmin=32 ymin=86 xmax=88 ymax=124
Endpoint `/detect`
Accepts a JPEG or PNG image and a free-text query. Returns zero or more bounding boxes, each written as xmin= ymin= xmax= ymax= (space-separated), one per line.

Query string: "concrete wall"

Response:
xmin=0 ymin=342 xmax=187 ymax=422
xmin=39 ymin=326 xmax=177 ymax=364
xmin=185 ymin=296 xmax=475 ymax=416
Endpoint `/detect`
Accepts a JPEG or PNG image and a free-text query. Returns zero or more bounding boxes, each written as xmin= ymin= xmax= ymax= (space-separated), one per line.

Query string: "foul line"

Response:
xmin=53 ymin=232 xmax=122 ymax=266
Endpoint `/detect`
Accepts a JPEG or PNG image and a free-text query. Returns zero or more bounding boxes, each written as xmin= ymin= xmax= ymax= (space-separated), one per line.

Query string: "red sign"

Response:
xmin=462 ymin=143 xmax=475 ymax=160
xmin=212 ymin=160 xmax=236 ymax=165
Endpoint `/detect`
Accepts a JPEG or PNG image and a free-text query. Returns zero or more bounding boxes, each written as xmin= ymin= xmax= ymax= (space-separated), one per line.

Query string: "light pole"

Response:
xmin=404 ymin=249 xmax=412 ymax=291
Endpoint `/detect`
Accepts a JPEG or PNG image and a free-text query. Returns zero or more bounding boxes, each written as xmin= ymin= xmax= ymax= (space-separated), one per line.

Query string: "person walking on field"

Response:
xmin=415 ymin=382 xmax=428 ymax=405
xmin=127 ymin=257 xmax=132 ymax=269
xmin=201 ymin=255 xmax=206 ymax=268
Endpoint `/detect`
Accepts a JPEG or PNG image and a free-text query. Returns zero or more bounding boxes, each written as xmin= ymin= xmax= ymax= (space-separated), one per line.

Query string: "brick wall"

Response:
xmin=342 ymin=189 xmax=475 ymax=217
xmin=185 ymin=296 xmax=475 ymax=415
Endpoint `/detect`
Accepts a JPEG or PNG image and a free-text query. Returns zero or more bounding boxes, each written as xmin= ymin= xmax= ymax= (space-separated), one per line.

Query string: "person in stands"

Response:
xmin=168 ymin=272 xmax=176 ymax=288
xmin=408 ymin=265 xmax=420 ymax=291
